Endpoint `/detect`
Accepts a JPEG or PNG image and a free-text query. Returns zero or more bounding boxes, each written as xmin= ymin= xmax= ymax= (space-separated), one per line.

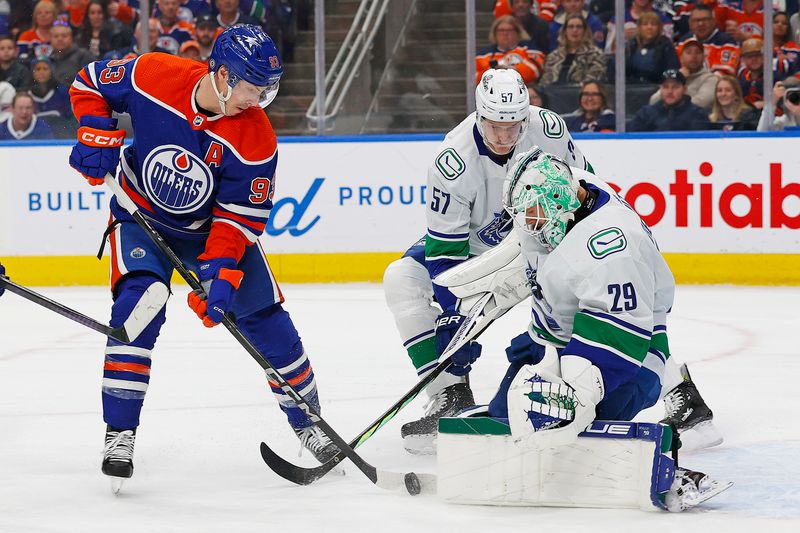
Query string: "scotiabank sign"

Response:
xmin=578 ymin=136 xmax=800 ymax=253
xmin=0 ymin=135 xmax=798 ymax=257
xmin=608 ymin=162 xmax=799 ymax=229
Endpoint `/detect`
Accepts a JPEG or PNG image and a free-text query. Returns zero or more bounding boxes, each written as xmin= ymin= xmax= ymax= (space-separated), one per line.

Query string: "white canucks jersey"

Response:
xmin=424 ymin=106 xmax=590 ymax=267
xmin=520 ymin=169 xmax=675 ymax=396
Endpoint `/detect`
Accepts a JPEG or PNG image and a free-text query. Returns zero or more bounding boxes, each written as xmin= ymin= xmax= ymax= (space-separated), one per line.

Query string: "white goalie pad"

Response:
xmin=433 ymin=232 xmax=531 ymax=315
xmin=437 ymin=418 xmax=676 ymax=511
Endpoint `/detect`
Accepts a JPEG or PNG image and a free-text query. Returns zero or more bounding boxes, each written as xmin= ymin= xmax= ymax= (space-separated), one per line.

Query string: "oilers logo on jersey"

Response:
xmin=142 ymin=146 xmax=213 ymax=214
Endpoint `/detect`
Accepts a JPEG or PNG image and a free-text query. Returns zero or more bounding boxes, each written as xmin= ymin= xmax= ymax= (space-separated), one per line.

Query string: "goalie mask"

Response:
xmin=502 ymin=148 xmax=581 ymax=251
xmin=475 ymin=69 xmax=530 ymax=154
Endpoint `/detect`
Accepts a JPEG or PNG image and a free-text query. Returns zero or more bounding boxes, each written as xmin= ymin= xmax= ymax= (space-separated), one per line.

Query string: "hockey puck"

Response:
xmin=404 ymin=472 xmax=421 ymax=496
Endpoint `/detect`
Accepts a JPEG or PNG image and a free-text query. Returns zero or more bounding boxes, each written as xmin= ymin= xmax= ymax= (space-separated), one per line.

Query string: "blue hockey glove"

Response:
xmin=69 ymin=115 xmax=125 ymax=185
xmin=187 ymin=256 xmax=243 ymax=328
xmin=435 ymin=310 xmax=482 ymax=376
xmin=505 ymin=331 xmax=546 ymax=365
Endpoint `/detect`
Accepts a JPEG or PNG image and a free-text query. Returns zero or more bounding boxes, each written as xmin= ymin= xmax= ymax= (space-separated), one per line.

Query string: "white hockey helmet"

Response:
xmin=475 ymin=69 xmax=530 ymax=154
xmin=502 ymin=147 xmax=581 ymax=251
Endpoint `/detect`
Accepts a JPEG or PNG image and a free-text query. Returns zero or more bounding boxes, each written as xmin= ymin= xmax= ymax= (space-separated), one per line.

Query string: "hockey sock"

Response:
xmin=237 ymin=304 xmax=320 ymax=429
xmin=405 ymin=331 xmax=437 ymax=378
xmin=102 ymin=274 xmax=168 ymax=429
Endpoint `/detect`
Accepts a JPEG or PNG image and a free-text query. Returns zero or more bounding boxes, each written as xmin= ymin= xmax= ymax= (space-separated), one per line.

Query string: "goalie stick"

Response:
xmin=0 ymin=275 xmax=130 ymax=343
xmin=260 ymin=292 xmax=500 ymax=487
xmin=104 ymin=176 xmax=423 ymax=494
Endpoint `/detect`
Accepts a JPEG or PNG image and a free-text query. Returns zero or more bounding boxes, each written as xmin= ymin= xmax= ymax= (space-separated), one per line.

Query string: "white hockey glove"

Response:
xmin=507 ymin=355 xmax=604 ymax=450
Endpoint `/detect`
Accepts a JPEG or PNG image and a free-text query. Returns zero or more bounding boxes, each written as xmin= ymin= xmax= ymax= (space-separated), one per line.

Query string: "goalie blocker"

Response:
xmin=436 ymin=417 xmax=731 ymax=512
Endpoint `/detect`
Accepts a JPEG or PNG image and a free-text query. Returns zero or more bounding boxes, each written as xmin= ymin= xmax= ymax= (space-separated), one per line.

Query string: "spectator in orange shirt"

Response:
xmin=719 ymin=0 xmax=763 ymax=43
xmin=475 ymin=15 xmax=546 ymax=85
xmin=17 ymin=1 xmax=59 ymax=61
xmin=676 ymin=4 xmax=740 ymax=75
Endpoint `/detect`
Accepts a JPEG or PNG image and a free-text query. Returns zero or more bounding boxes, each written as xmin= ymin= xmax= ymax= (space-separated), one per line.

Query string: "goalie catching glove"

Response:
xmin=507 ymin=355 xmax=604 ymax=450
xmin=69 ymin=115 xmax=125 ymax=185
xmin=187 ymin=256 xmax=244 ymax=327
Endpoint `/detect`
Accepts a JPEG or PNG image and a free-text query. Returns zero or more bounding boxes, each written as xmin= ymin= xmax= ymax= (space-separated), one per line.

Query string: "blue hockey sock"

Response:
xmin=237 ymin=304 xmax=321 ymax=429
xmin=102 ymin=274 xmax=167 ymax=429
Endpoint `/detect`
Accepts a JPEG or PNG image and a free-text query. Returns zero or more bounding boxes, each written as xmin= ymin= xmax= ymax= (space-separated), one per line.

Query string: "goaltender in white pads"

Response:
xmin=436 ymin=149 xmax=731 ymax=512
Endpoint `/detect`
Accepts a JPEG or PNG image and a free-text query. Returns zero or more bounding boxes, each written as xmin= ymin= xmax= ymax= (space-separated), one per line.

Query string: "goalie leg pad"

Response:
xmin=383 ymin=256 xmax=440 ymax=377
xmin=103 ymin=273 xmax=169 ymax=429
xmin=237 ymin=304 xmax=320 ymax=429
xmin=437 ymin=418 xmax=679 ymax=511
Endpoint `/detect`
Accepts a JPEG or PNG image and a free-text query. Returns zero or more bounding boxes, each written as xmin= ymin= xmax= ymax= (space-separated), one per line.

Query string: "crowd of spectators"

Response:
xmin=487 ymin=0 xmax=800 ymax=132
xmin=0 ymin=0 xmax=305 ymax=140
xmin=3 ymin=0 xmax=800 ymax=138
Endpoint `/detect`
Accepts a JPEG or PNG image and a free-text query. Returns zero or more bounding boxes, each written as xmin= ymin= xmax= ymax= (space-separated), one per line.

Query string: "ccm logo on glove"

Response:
xmin=78 ymin=130 xmax=125 ymax=147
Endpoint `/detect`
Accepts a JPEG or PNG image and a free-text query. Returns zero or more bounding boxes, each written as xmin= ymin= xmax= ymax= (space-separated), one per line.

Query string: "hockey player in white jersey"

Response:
xmin=383 ymin=68 xmax=592 ymax=453
xmin=486 ymin=148 xmax=729 ymax=511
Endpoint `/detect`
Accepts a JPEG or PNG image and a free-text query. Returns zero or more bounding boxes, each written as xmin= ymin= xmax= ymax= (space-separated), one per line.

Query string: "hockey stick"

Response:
xmin=104 ymin=175 xmax=423 ymax=494
xmin=260 ymin=292 xmax=500 ymax=486
xmin=0 ymin=275 xmax=130 ymax=343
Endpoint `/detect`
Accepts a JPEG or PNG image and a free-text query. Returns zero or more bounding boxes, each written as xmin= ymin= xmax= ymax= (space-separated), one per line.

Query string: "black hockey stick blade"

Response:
xmin=259 ymin=293 xmax=502 ymax=485
xmin=0 ymin=276 xmax=130 ymax=343
xmin=259 ymin=359 xmax=451 ymax=485
xmin=259 ymin=442 xmax=435 ymax=494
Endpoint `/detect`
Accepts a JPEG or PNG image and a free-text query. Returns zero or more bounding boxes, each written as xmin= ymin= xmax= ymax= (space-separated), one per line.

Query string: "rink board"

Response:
xmin=1 ymin=132 xmax=798 ymax=285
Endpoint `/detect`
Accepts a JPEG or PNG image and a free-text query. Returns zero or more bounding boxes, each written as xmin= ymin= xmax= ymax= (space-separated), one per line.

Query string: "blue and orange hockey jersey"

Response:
xmin=70 ymin=53 xmax=278 ymax=261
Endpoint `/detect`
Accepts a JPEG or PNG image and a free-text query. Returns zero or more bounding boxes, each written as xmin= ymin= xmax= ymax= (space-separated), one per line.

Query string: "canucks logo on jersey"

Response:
xmin=477 ymin=212 xmax=513 ymax=247
xmin=142 ymin=145 xmax=213 ymax=214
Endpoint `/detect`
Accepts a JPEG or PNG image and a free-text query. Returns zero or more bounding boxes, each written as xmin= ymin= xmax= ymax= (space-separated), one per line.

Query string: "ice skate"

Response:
xmin=294 ymin=425 xmax=339 ymax=463
xmin=102 ymin=426 xmax=136 ymax=495
xmin=401 ymin=383 xmax=475 ymax=455
xmin=660 ymin=363 xmax=723 ymax=451
xmin=665 ymin=468 xmax=733 ymax=512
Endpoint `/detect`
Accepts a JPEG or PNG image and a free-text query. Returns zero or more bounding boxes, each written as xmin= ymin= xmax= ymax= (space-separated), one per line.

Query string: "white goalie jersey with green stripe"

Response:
xmin=520 ymin=169 xmax=675 ymax=396
xmin=424 ymin=106 xmax=589 ymax=265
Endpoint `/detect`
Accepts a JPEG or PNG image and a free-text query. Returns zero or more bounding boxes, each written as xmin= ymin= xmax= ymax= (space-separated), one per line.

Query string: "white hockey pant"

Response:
xmin=383 ymin=256 xmax=462 ymax=397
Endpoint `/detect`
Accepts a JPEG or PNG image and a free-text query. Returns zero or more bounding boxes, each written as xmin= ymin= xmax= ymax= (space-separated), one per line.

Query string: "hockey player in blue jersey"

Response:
xmin=68 ymin=25 xmax=337 ymax=490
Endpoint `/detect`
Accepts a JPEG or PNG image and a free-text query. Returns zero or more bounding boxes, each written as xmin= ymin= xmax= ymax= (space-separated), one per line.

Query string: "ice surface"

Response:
xmin=1 ymin=283 xmax=799 ymax=532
